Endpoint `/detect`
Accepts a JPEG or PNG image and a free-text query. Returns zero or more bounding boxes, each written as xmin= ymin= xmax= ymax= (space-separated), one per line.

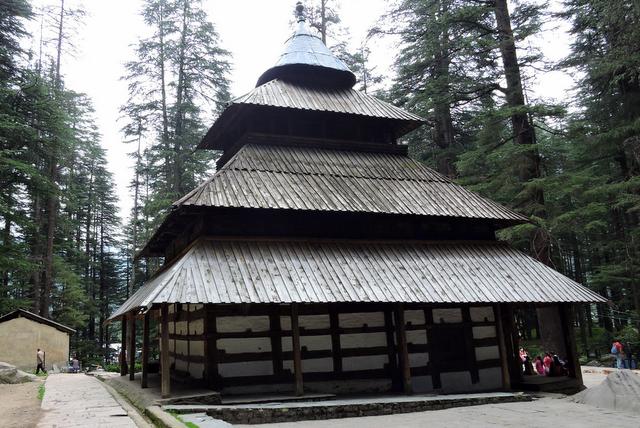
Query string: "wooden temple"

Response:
xmin=109 ymin=3 xmax=605 ymax=399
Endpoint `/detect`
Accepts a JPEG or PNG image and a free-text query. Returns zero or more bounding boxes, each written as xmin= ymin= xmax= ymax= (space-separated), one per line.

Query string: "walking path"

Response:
xmin=38 ymin=373 xmax=147 ymax=428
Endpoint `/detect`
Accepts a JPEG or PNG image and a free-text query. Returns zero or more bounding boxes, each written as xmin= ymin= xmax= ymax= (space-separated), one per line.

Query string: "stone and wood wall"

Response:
xmin=163 ymin=303 xmax=503 ymax=395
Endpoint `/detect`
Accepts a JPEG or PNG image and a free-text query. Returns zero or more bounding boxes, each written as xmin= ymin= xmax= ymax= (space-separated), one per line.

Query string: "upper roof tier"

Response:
xmin=256 ymin=2 xmax=357 ymax=88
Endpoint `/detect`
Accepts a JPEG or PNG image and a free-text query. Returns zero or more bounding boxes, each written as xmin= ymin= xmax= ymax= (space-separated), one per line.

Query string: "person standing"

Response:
xmin=36 ymin=348 xmax=47 ymax=374
xmin=611 ymin=340 xmax=624 ymax=369
xmin=624 ymin=341 xmax=634 ymax=369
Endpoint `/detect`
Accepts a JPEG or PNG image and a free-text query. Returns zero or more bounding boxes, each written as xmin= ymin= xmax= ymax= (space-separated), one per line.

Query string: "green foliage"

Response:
xmin=0 ymin=0 xmax=127 ymax=368
xmin=37 ymin=383 xmax=45 ymax=401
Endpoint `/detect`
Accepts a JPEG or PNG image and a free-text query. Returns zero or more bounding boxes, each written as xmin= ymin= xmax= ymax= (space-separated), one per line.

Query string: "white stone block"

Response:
xmin=433 ymin=308 xmax=462 ymax=323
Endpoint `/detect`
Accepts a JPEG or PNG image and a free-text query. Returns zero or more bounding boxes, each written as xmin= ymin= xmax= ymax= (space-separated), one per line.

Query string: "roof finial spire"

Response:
xmin=295 ymin=1 xmax=305 ymax=22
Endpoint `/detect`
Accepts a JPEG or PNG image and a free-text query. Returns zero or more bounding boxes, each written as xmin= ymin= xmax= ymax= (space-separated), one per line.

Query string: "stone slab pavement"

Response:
xmin=38 ymin=373 xmax=148 ymax=428
xmin=231 ymin=397 xmax=638 ymax=428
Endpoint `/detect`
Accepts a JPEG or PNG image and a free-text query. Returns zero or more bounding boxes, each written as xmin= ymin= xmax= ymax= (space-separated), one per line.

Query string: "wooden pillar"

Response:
xmin=423 ymin=307 xmax=440 ymax=389
xmin=291 ymin=303 xmax=303 ymax=396
xmin=187 ymin=305 xmax=191 ymax=375
xmin=269 ymin=306 xmax=283 ymax=375
xmin=462 ymin=306 xmax=480 ymax=384
xmin=394 ymin=303 xmax=412 ymax=394
xmin=329 ymin=304 xmax=342 ymax=373
xmin=128 ymin=313 xmax=136 ymax=381
xmin=384 ymin=307 xmax=399 ymax=389
xmin=141 ymin=311 xmax=150 ymax=388
xmin=494 ymin=304 xmax=511 ymax=390
xmin=204 ymin=304 xmax=218 ymax=389
xmin=161 ymin=303 xmax=171 ymax=398
xmin=561 ymin=304 xmax=583 ymax=385
xmin=503 ymin=305 xmax=522 ymax=384
xmin=120 ymin=317 xmax=128 ymax=376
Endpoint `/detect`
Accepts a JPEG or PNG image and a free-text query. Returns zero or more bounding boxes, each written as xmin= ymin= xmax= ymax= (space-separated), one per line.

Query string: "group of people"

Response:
xmin=611 ymin=340 xmax=635 ymax=369
xmin=34 ymin=348 xmax=81 ymax=374
xmin=520 ymin=348 xmax=569 ymax=377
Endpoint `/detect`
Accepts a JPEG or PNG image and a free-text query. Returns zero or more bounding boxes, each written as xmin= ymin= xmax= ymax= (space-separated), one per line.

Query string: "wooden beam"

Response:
xmin=329 ymin=304 xmax=342 ymax=373
xmin=494 ymin=304 xmax=511 ymax=390
xmin=204 ymin=304 xmax=218 ymax=389
xmin=291 ymin=303 xmax=303 ymax=396
xmin=141 ymin=311 xmax=150 ymax=388
xmin=120 ymin=317 xmax=128 ymax=376
xmin=394 ymin=303 xmax=412 ymax=394
xmin=129 ymin=313 xmax=136 ymax=381
xmin=161 ymin=303 xmax=171 ymax=398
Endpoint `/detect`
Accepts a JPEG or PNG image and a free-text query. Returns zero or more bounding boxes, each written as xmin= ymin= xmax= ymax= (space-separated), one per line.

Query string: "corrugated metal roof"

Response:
xmin=175 ymin=144 xmax=528 ymax=222
xmin=231 ymin=79 xmax=423 ymax=123
xmin=110 ymin=238 xmax=605 ymax=319
xmin=256 ymin=16 xmax=356 ymax=87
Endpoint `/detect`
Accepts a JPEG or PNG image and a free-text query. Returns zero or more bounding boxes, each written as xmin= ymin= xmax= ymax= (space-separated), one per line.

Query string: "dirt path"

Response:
xmin=0 ymin=381 xmax=43 ymax=428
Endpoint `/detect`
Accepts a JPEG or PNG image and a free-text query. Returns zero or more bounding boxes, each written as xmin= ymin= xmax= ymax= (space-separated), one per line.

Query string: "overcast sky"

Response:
xmin=29 ymin=0 xmax=573 ymax=222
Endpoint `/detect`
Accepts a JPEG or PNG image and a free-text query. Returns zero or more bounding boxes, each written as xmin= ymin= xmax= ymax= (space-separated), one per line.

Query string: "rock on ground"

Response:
xmin=0 ymin=361 xmax=38 ymax=384
xmin=571 ymin=370 xmax=640 ymax=414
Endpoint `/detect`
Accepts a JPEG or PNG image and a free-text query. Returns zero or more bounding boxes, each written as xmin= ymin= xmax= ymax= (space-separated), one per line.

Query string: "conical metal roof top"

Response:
xmin=256 ymin=2 xmax=357 ymax=88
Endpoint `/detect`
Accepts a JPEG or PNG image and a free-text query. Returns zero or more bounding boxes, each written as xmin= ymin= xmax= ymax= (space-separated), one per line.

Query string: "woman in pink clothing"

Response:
xmin=534 ymin=356 xmax=545 ymax=375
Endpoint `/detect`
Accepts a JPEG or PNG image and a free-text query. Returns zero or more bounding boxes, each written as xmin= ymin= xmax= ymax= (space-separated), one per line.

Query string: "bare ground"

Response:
xmin=0 ymin=381 xmax=43 ymax=428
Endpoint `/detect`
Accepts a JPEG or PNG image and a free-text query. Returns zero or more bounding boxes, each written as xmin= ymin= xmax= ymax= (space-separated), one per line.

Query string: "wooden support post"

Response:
xmin=462 ymin=306 xmax=480 ymax=384
xmin=384 ymin=307 xmax=398 ymax=389
xmin=394 ymin=303 xmax=412 ymax=394
xmin=561 ymin=304 xmax=583 ymax=385
xmin=141 ymin=311 xmax=150 ymax=388
xmin=329 ymin=304 xmax=342 ymax=373
xmin=269 ymin=306 xmax=283 ymax=375
xmin=129 ymin=313 xmax=136 ymax=381
xmin=291 ymin=303 xmax=303 ymax=396
xmin=494 ymin=304 xmax=511 ymax=390
xmin=204 ymin=304 xmax=218 ymax=389
xmin=187 ymin=305 xmax=191 ymax=375
xmin=423 ymin=307 xmax=440 ymax=389
xmin=161 ymin=303 xmax=171 ymax=398
xmin=120 ymin=317 xmax=128 ymax=376
xmin=503 ymin=305 xmax=521 ymax=385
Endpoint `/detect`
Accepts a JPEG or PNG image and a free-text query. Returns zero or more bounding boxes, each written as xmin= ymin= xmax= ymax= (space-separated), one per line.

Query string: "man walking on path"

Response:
xmin=36 ymin=349 xmax=46 ymax=374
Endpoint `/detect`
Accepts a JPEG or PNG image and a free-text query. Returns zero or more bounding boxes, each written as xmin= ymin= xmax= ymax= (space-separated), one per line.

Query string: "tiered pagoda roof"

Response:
xmin=110 ymin=3 xmax=605 ymax=321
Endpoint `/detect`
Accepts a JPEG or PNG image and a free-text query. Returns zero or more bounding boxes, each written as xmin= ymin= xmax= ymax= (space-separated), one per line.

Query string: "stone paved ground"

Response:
xmin=38 ymin=373 xmax=140 ymax=428
xmin=232 ymin=397 xmax=638 ymax=428
xmin=227 ymin=370 xmax=637 ymax=427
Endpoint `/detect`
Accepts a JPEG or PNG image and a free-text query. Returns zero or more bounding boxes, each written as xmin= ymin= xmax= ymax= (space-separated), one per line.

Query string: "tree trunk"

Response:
xmin=158 ymin=2 xmax=171 ymax=191
xmin=41 ymin=159 xmax=58 ymax=317
xmin=494 ymin=0 xmax=549 ymax=264
xmin=432 ymin=0 xmax=456 ymax=178
xmin=173 ymin=0 xmax=188 ymax=196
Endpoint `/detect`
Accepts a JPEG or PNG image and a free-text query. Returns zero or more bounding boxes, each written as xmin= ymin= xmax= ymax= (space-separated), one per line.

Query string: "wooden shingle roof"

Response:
xmin=110 ymin=238 xmax=605 ymax=319
xmin=176 ymin=144 xmax=528 ymax=222
xmin=198 ymin=80 xmax=424 ymax=150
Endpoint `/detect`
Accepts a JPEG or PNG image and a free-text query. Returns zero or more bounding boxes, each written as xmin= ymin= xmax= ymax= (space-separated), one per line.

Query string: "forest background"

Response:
xmin=0 ymin=0 xmax=638 ymax=365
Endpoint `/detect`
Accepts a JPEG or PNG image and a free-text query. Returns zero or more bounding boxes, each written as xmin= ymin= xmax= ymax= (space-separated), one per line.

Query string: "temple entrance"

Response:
xmin=502 ymin=304 xmax=583 ymax=393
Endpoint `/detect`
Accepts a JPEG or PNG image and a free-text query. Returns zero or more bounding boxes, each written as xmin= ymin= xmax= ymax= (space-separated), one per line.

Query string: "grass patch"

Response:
xmin=37 ymin=384 xmax=45 ymax=401
xmin=168 ymin=411 xmax=200 ymax=428
xmin=35 ymin=371 xmax=48 ymax=377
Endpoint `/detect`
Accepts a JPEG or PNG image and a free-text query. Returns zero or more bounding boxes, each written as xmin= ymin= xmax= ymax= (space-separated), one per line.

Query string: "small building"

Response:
xmin=110 ymin=3 xmax=605 ymax=398
xmin=0 ymin=308 xmax=75 ymax=372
